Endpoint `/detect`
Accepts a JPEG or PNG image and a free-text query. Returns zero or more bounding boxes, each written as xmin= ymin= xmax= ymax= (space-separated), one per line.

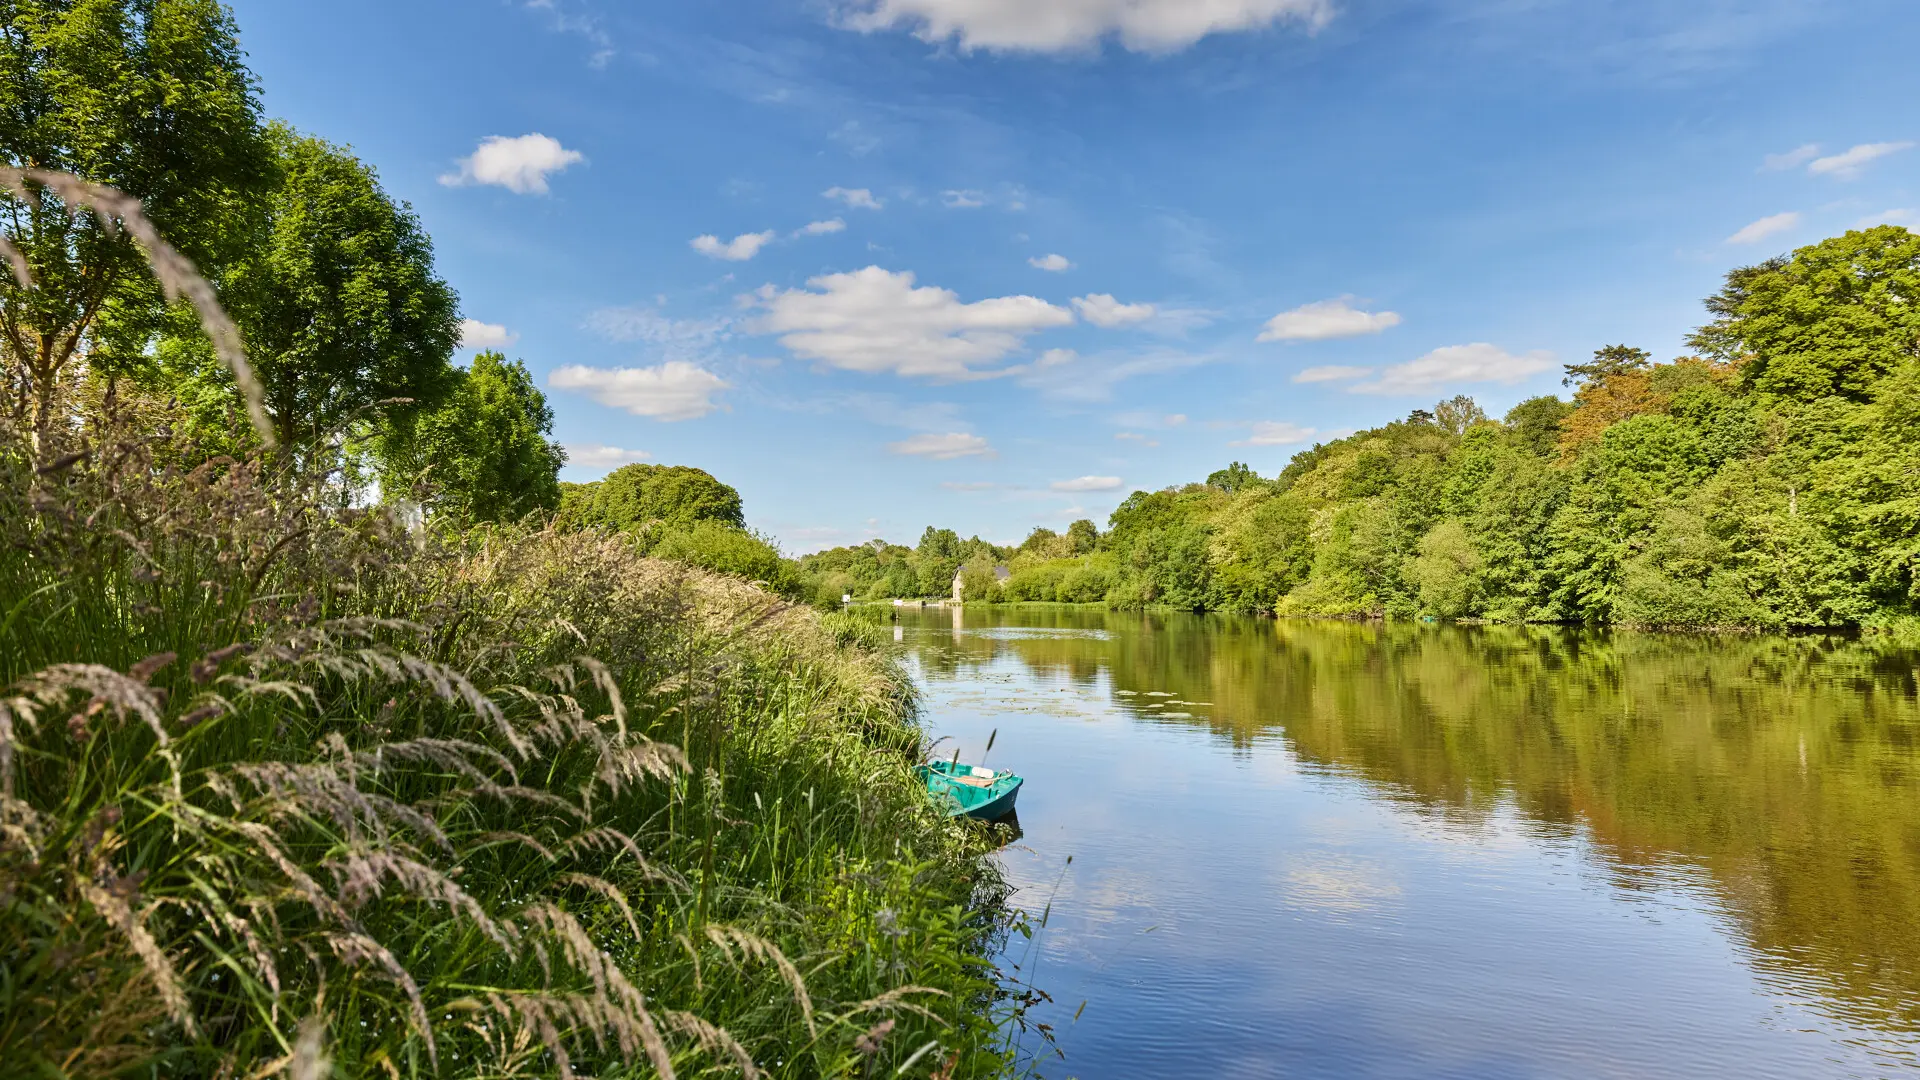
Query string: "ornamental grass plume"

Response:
xmin=0 ymin=179 xmax=1020 ymax=1078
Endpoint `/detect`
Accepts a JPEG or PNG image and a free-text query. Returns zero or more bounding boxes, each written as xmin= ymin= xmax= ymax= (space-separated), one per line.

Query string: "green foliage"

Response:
xmin=190 ymin=124 xmax=460 ymax=453
xmin=652 ymin=519 xmax=793 ymax=589
xmin=0 ymin=0 xmax=271 ymax=426
xmin=0 ymin=404 xmax=1018 ymax=1078
xmin=1503 ymin=395 xmax=1574 ymax=456
xmin=379 ymin=350 xmax=564 ymax=523
xmin=1563 ymin=343 xmax=1652 ymax=388
xmin=1207 ymin=461 xmax=1263 ymax=493
xmin=559 ymin=462 xmax=746 ymax=533
xmin=1691 ymin=226 xmax=1920 ymax=402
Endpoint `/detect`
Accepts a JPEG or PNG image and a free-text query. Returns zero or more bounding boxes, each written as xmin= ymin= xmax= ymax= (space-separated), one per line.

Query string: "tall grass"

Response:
xmin=0 ymin=397 xmax=1019 ymax=1073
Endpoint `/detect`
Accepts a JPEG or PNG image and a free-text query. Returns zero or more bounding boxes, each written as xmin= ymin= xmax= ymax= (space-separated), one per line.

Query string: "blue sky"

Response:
xmin=226 ymin=0 xmax=1918 ymax=551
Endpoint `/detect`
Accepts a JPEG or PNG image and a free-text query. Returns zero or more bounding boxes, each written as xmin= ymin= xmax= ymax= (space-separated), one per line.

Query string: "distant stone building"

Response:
xmin=952 ymin=563 xmax=1012 ymax=603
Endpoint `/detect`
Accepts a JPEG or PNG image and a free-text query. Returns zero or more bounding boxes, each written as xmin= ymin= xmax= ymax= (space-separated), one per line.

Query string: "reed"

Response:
xmin=0 ymin=376 xmax=1018 ymax=1075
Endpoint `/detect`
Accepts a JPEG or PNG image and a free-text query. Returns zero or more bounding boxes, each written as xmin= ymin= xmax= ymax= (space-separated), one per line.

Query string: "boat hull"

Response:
xmin=916 ymin=761 xmax=1023 ymax=821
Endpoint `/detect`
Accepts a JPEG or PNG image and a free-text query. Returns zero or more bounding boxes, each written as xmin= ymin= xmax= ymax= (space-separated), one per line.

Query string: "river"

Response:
xmin=893 ymin=605 xmax=1920 ymax=1080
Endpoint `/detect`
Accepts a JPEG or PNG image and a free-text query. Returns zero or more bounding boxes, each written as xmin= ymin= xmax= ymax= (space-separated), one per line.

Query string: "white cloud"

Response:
xmin=888 ymin=432 xmax=994 ymax=459
xmin=1072 ymin=294 xmax=1155 ymax=327
xmin=1726 ymin=211 xmax=1800 ymax=245
xmin=1232 ymin=421 xmax=1317 ymax=446
xmin=565 ymin=443 xmax=652 ymax=468
xmin=1028 ymin=253 xmax=1073 ymax=272
xmin=691 ymin=230 xmax=776 ymax=261
xmin=1807 ymin=142 xmax=1914 ymax=180
xmin=1258 ymin=297 xmax=1402 ymax=342
xmin=751 ymin=266 xmax=1073 ymax=380
xmin=1036 ymin=348 xmax=1078 ymax=368
xmin=944 ymin=189 xmax=987 ymax=208
xmin=1115 ymin=431 xmax=1160 ymax=447
xmin=1292 ymin=365 xmax=1369 ymax=384
xmin=836 ymin=0 xmax=1334 ymax=53
xmin=548 ymin=361 xmax=732 ymax=421
xmin=1761 ymin=144 xmax=1820 ymax=172
xmin=439 ymin=133 xmax=584 ymax=195
xmin=824 ymin=186 xmax=883 ymax=210
xmin=797 ymin=218 xmax=847 ymax=236
xmin=1350 ymin=343 xmax=1553 ymax=396
xmin=458 ymin=318 xmax=518 ymax=350
xmin=1051 ymin=475 xmax=1123 ymax=492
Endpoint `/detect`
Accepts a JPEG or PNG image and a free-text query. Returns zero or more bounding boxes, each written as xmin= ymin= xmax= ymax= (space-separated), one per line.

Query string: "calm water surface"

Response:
xmin=893 ymin=606 xmax=1920 ymax=1080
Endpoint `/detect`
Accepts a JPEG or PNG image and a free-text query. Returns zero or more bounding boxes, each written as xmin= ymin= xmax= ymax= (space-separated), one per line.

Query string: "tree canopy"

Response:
xmin=380 ymin=350 xmax=565 ymax=524
xmin=0 ymin=0 xmax=270 ymax=429
xmin=558 ymin=463 xmax=746 ymax=533
xmin=204 ymin=124 xmax=460 ymax=454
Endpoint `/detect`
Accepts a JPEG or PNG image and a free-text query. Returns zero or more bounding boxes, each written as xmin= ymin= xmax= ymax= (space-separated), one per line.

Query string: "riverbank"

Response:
xmin=0 ymin=416 xmax=1018 ymax=1078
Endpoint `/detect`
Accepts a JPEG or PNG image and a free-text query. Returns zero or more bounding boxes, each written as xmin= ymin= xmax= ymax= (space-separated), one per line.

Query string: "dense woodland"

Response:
xmin=801 ymin=229 xmax=1920 ymax=632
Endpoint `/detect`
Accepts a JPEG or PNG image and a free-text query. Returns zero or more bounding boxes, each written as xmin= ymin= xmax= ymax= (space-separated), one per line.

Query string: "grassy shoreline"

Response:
xmin=0 ymin=418 xmax=1021 ymax=1078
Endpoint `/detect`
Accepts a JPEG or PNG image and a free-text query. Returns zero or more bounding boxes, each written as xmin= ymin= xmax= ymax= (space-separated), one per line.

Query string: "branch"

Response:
xmin=0 ymin=168 xmax=275 ymax=446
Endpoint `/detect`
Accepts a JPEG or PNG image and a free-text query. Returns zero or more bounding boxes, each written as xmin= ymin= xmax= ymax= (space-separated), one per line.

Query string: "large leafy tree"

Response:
xmin=1690 ymin=225 xmax=1920 ymax=402
xmin=212 ymin=125 xmax=459 ymax=454
xmin=0 ymin=0 xmax=270 ymax=430
xmin=558 ymin=463 xmax=746 ymax=534
xmin=381 ymin=350 xmax=565 ymax=524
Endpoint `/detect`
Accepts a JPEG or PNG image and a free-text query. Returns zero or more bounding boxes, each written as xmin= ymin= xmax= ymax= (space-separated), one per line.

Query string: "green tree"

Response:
xmin=1433 ymin=394 xmax=1488 ymax=435
xmin=1503 ymin=395 xmax=1573 ymax=456
xmin=559 ymin=463 xmax=746 ymax=534
xmin=189 ymin=125 xmax=459 ymax=455
xmin=1406 ymin=519 xmax=1485 ymax=618
xmin=380 ymin=351 xmax=564 ymax=523
xmin=1562 ymin=344 xmax=1651 ymax=388
xmin=1207 ymin=461 xmax=1261 ymax=493
xmin=0 ymin=0 xmax=271 ymax=430
xmin=1689 ymin=226 xmax=1920 ymax=402
xmin=1067 ymin=518 xmax=1099 ymax=554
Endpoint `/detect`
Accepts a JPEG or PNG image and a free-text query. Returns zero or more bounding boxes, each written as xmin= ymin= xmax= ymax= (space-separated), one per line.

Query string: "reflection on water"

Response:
xmin=899 ymin=606 xmax=1920 ymax=1079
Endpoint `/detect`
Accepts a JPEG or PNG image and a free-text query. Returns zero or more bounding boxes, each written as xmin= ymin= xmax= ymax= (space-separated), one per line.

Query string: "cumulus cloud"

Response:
xmin=944 ymin=189 xmax=987 ymax=208
xmin=1258 ymin=297 xmax=1402 ymax=342
xmin=888 ymin=432 xmax=994 ymax=459
xmin=1726 ymin=212 xmax=1800 ymax=245
xmin=1292 ymin=365 xmax=1369 ymax=384
xmin=458 ymin=318 xmax=518 ymax=350
xmin=1050 ymin=475 xmax=1124 ymax=492
xmin=1072 ymin=294 xmax=1155 ymax=327
xmin=1027 ymin=253 xmax=1072 ymax=272
xmin=1761 ymin=144 xmax=1821 ymax=172
xmin=548 ymin=361 xmax=732 ymax=421
xmin=1807 ymin=142 xmax=1914 ymax=179
xmin=751 ymin=266 xmax=1073 ymax=380
xmin=565 ymin=443 xmax=652 ymax=468
xmin=1350 ymin=344 xmax=1553 ymax=395
xmin=439 ymin=133 xmax=584 ymax=194
xmin=824 ymin=186 xmax=883 ymax=210
xmin=835 ymin=0 xmax=1334 ymax=53
xmin=1232 ymin=421 xmax=1318 ymax=446
xmin=1036 ymin=348 xmax=1078 ymax=368
xmin=796 ymin=218 xmax=847 ymax=236
xmin=691 ymin=230 xmax=776 ymax=261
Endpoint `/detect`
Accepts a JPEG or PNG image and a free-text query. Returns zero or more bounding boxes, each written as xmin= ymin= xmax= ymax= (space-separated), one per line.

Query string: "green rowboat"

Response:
xmin=915 ymin=760 xmax=1023 ymax=821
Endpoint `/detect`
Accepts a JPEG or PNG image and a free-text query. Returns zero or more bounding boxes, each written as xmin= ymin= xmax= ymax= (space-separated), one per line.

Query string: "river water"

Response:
xmin=893 ymin=605 xmax=1920 ymax=1080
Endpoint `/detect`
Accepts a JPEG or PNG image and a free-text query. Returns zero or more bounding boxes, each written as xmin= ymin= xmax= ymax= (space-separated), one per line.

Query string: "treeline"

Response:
xmin=802 ymin=227 xmax=1920 ymax=631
